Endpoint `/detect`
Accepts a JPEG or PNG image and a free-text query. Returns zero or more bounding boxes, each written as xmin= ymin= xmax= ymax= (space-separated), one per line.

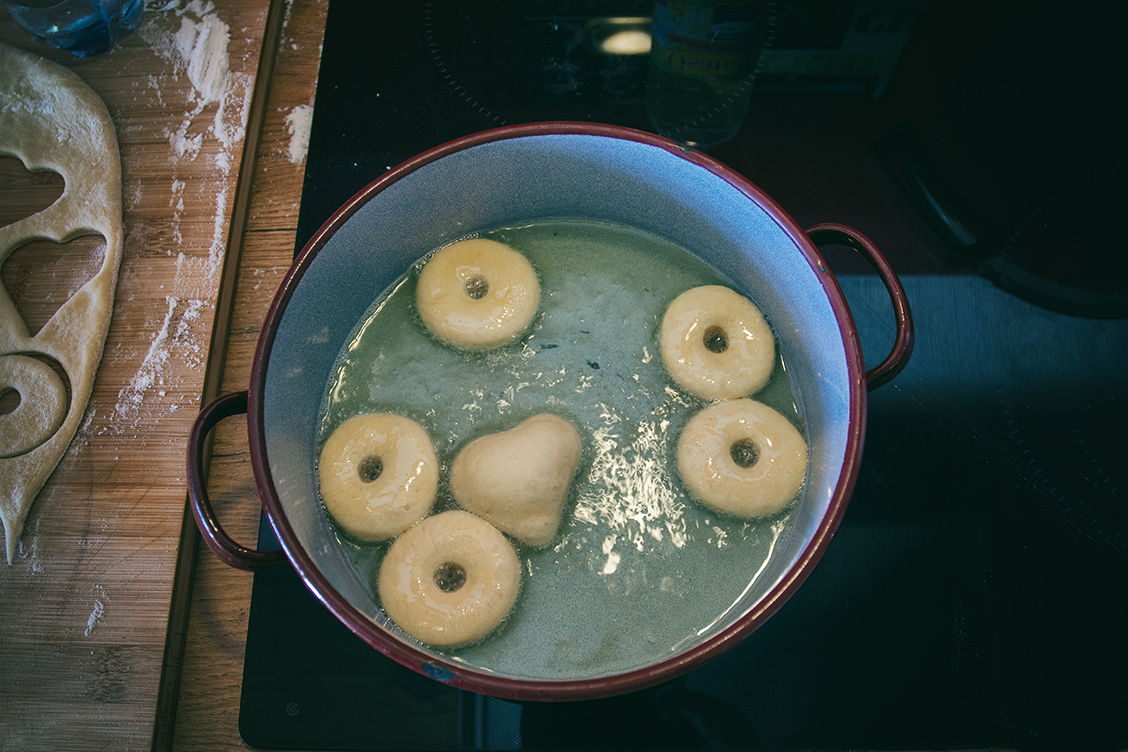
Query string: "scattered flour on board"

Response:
xmin=15 ymin=516 xmax=43 ymax=574
xmin=127 ymin=178 xmax=143 ymax=212
xmin=110 ymin=296 xmax=208 ymax=431
xmin=282 ymin=0 xmax=296 ymax=35
xmin=84 ymin=585 xmax=107 ymax=636
xmin=175 ymin=12 xmax=229 ymax=105
xmin=169 ymin=178 xmax=186 ymax=244
xmin=139 ymin=1 xmax=251 ymax=276
xmin=284 ymin=102 xmax=314 ymax=164
xmin=112 ymin=2 xmax=252 ymax=428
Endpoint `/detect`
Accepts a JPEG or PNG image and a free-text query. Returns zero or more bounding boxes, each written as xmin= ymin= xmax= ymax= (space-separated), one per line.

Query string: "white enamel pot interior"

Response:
xmin=234 ymin=122 xmax=909 ymax=701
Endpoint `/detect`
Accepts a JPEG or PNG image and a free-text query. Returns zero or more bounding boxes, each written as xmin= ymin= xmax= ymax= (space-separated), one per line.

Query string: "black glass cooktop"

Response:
xmin=238 ymin=3 xmax=1128 ymax=750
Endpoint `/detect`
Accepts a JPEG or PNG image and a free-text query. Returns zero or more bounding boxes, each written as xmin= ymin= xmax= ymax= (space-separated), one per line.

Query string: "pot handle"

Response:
xmin=806 ymin=223 xmax=914 ymax=390
xmin=187 ymin=390 xmax=287 ymax=572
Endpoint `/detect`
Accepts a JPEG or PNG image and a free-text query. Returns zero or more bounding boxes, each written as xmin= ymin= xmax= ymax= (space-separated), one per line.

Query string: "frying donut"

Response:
xmin=415 ymin=238 xmax=540 ymax=350
xmin=659 ymin=285 xmax=775 ymax=400
xmin=318 ymin=413 xmax=438 ymax=541
xmin=677 ymin=398 xmax=807 ymax=518
xmin=378 ymin=510 xmax=521 ymax=647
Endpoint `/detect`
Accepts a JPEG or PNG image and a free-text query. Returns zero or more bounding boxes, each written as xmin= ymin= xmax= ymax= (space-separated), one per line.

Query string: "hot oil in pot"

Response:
xmin=319 ymin=219 xmax=804 ymax=680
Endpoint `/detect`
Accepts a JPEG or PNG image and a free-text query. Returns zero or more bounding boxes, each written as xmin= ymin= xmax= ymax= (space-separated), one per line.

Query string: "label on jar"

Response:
xmin=651 ymin=0 xmax=761 ymax=79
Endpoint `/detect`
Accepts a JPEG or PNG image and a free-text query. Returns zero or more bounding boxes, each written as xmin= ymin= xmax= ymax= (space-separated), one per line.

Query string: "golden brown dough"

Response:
xmin=415 ymin=238 xmax=540 ymax=350
xmin=318 ymin=413 xmax=439 ymax=541
xmin=660 ymin=285 xmax=775 ymax=400
xmin=378 ymin=510 xmax=521 ymax=647
xmin=677 ymin=399 xmax=807 ymax=518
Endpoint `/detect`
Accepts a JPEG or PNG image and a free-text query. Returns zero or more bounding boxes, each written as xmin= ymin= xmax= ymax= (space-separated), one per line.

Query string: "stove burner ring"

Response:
xmin=424 ymin=3 xmax=508 ymax=127
xmin=982 ymin=160 xmax=1128 ymax=318
xmin=995 ymin=390 xmax=1127 ymax=558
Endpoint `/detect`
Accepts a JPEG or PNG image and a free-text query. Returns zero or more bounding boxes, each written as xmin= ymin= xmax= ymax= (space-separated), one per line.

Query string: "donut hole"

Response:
xmin=357 ymin=455 xmax=384 ymax=483
xmin=433 ymin=561 xmax=467 ymax=593
xmin=464 ymin=275 xmax=489 ymax=300
xmin=0 ymin=387 xmax=19 ymax=416
xmin=703 ymin=324 xmax=729 ymax=354
xmin=730 ymin=438 xmax=760 ymax=468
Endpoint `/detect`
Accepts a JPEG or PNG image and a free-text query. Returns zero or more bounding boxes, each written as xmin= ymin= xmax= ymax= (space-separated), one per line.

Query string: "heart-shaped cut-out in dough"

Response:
xmin=1 ymin=42 xmax=124 ymax=564
xmin=2 ymin=234 xmax=105 ymax=337
xmin=0 ymin=156 xmax=64 ymax=230
xmin=449 ymin=413 xmax=582 ymax=548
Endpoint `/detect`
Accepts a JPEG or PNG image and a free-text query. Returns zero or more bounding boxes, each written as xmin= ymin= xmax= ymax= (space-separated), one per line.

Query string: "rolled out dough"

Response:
xmin=0 ymin=43 xmax=124 ymax=564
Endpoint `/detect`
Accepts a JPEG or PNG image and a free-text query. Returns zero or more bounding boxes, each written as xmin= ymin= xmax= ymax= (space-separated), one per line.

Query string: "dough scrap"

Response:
xmin=449 ymin=413 xmax=582 ymax=548
xmin=1 ymin=43 xmax=124 ymax=563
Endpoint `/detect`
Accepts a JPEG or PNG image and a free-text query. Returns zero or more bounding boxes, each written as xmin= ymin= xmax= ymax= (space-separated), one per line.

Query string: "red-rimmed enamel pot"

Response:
xmin=188 ymin=122 xmax=913 ymax=701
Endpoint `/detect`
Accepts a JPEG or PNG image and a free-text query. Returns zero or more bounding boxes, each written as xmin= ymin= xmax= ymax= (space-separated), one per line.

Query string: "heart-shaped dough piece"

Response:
xmin=449 ymin=414 xmax=582 ymax=548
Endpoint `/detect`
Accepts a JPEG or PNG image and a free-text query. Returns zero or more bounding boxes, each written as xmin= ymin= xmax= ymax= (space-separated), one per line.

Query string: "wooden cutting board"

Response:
xmin=0 ymin=2 xmax=280 ymax=747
